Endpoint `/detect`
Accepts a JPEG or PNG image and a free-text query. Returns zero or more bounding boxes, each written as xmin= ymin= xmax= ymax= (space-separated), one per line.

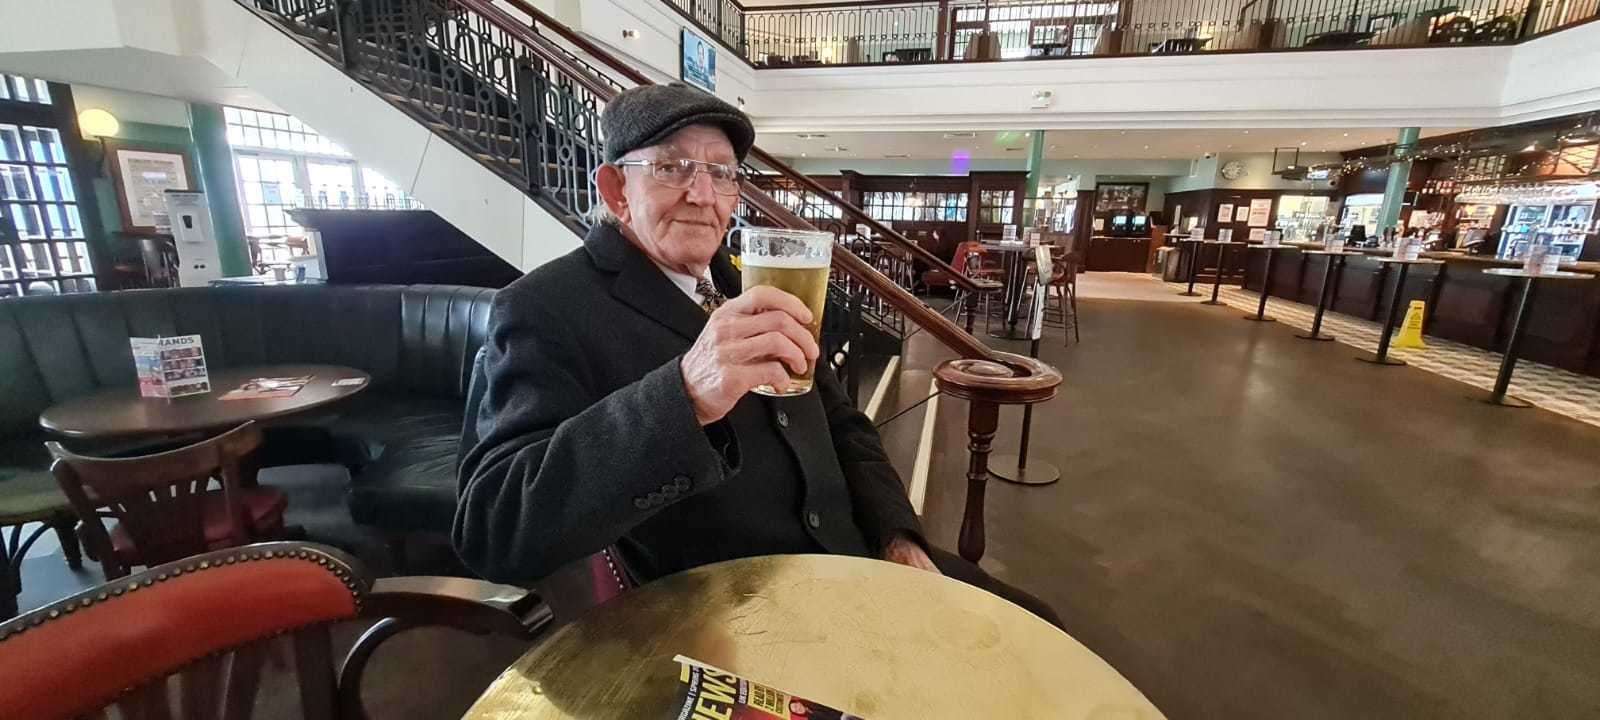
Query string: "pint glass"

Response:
xmin=739 ymin=227 xmax=833 ymax=397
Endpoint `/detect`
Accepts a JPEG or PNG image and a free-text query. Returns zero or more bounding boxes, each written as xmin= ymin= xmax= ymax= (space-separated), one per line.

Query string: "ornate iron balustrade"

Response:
xmin=660 ymin=0 xmax=1596 ymax=68
xmin=241 ymin=0 xmax=1063 ymax=565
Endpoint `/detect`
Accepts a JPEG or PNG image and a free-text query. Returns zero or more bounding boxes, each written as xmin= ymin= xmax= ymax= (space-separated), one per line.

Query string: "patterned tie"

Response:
xmin=695 ymin=278 xmax=726 ymax=314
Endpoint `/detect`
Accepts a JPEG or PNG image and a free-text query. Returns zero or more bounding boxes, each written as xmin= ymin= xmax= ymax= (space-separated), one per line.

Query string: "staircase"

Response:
xmin=238 ymin=0 xmax=1060 ymax=563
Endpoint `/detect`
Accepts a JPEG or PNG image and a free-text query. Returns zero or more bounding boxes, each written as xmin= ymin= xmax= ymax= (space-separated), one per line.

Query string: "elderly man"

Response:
xmin=453 ymin=83 xmax=1058 ymax=626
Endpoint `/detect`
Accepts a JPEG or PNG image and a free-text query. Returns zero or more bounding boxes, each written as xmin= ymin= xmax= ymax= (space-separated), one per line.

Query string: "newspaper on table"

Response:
xmin=671 ymin=656 xmax=863 ymax=719
xmin=131 ymin=335 xmax=210 ymax=398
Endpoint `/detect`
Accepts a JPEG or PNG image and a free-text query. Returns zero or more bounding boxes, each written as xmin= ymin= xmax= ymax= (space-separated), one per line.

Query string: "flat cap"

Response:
xmin=602 ymin=82 xmax=754 ymax=164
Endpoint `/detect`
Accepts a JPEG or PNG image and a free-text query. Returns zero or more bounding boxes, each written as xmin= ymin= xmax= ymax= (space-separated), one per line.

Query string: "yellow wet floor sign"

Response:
xmin=1393 ymin=300 xmax=1427 ymax=349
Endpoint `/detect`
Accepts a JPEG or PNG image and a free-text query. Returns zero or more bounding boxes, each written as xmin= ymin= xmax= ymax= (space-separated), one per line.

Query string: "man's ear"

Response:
xmin=596 ymin=164 xmax=630 ymax=224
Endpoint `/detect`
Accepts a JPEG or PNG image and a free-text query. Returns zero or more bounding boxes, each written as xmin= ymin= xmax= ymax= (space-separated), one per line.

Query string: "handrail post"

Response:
xmin=962 ymin=290 xmax=977 ymax=334
xmin=332 ymin=0 xmax=358 ymax=69
xmin=957 ymin=401 xmax=999 ymax=562
xmin=848 ymin=283 xmax=865 ymax=405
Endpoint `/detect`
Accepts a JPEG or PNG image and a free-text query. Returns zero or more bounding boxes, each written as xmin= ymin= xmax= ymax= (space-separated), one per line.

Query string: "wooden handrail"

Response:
xmin=739 ymin=180 xmax=993 ymax=359
xmin=491 ymin=0 xmax=993 ymax=295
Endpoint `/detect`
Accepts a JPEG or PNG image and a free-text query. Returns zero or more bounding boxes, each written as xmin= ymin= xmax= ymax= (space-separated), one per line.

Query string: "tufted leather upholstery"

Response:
xmin=0 ymin=284 xmax=495 ymax=537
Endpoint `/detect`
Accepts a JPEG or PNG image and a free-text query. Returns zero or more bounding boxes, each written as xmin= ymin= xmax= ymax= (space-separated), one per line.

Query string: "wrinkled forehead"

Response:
xmin=629 ymin=124 xmax=736 ymax=163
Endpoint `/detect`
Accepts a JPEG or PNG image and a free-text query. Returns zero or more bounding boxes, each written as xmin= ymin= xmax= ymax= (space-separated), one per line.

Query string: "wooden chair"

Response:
xmin=1027 ymin=245 xmax=1081 ymax=345
xmin=0 ymin=541 xmax=545 ymax=720
xmin=48 ymin=422 xmax=288 ymax=580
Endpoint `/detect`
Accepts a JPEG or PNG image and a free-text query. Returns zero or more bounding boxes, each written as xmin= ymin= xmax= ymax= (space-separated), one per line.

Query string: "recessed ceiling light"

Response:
xmin=1073 ymin=154 xmax=1080 ymax=158
xmin=1024 ymin=132 xmax=1031 ymax=137
xmin=1119 ymin=130 xmax=1126 ymax=135
xmin=1300 ymin=141 xmax=1307 ymax=146
xmin=1243 ymin=130 xmax=1250 ymax=134
xmin=1049 ymin=144 xmax=1058 ymax=149
xmin=800 ymin=152 xmax=807 ymax=157
xmin=1343 ymin=132 xmax=1350 ymax=137
xmin=1143 ymin=145 xmax=1150 ymax=149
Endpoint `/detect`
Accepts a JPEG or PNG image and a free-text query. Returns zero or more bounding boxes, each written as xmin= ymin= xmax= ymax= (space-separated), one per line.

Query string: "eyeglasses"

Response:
xmin=614 ymin=158 xmax=743 ymax=195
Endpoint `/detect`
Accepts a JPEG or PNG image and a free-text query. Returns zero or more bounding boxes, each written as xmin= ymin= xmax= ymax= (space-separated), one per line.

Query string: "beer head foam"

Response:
xmin=740 ymin=252 xmax=831 ymax=269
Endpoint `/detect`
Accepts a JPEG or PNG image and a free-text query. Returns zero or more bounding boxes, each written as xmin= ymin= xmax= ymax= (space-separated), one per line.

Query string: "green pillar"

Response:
xmin=1023 ymin=130 xmax=1047 ymax=199
xmin=189 ymin=103 xmax=251 ymax=277
xmin=1376 ymin=126 xmax=1420 ymax=238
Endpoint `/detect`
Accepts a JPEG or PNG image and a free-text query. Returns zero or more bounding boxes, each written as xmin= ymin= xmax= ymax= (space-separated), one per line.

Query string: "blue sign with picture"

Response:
xmin=681 ymin=29 xmax=717 ymax=93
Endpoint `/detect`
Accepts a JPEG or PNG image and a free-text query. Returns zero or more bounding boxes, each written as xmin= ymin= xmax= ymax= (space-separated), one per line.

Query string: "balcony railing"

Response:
xmin=659 ymin=0 xmax=1599 ymax=68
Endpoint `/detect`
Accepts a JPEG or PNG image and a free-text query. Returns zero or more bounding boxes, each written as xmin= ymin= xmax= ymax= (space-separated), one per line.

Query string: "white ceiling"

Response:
xmin=755 ymin=127 xmax=1469 ymax=162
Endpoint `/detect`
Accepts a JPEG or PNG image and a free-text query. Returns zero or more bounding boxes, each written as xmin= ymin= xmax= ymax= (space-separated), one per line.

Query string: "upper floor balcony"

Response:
xmin=658 ymin=0 xmax=1599 ymax=68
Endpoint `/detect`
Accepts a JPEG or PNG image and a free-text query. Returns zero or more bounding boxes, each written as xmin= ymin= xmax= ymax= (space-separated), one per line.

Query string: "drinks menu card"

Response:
xmin=671 ymin=656 xmax=861 ymax=719
xmin=131 ymin=335 xmax=210 ymax=398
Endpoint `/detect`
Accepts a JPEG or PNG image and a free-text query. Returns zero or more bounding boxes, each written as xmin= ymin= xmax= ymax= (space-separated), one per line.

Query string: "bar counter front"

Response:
xmin=1241 ymin=243 xmax=1600 ymax=377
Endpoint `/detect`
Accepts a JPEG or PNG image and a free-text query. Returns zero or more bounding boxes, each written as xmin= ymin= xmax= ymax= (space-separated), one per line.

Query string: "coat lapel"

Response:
xmin=584 ymin=223 xmax=739 ymax=342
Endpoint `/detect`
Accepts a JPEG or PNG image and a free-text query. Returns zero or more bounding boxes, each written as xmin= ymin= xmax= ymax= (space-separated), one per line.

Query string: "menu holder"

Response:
xmin=131 ymin=335 xmax=210 ymax=398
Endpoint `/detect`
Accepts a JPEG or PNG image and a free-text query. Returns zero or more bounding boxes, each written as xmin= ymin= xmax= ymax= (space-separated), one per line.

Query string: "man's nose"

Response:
xmin=684 ymin=169 xmax=717 ymax=204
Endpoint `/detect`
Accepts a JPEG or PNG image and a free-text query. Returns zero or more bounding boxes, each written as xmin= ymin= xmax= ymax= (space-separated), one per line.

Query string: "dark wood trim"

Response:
xmin=101 ymin=139 xmax=201 ymax=236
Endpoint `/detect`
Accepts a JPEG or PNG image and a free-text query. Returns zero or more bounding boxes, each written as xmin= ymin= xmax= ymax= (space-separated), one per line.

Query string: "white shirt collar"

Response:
xmin=653 ymin=262 xmax=711 ymax=304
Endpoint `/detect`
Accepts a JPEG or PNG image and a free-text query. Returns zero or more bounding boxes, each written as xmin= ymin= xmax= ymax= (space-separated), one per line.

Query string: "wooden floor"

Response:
xmin=879 ymin=278 xmax=1600 ymax=719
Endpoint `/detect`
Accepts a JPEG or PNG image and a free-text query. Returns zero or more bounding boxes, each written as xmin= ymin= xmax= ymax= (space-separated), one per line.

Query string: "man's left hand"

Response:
xmin=883 ymin=533 xmax=941 ymax=574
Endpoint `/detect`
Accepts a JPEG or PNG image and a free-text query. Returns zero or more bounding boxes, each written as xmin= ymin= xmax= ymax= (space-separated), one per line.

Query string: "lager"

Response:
xmin=739 ymin=228 xmax=833 ymax=396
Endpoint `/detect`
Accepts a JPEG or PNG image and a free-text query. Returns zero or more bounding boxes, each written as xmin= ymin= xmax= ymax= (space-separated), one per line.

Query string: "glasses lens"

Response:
xmin=651 ymin=160 xmax=696 ymax=188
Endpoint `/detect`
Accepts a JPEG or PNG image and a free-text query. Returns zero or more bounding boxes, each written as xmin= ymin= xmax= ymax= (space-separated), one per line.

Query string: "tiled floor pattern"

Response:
xmin=1160 ymin=278 xmax=1600 ymax=429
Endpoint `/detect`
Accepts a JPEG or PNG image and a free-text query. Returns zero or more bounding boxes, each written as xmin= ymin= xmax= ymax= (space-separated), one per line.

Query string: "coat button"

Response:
xmin=661 ymin=483 xmax=679 ymax=499
xmin=776 ymin=410 xmax=790 ymax=428
xmin=647 ymin=491 xmax=663 ymax=506
xmin=674 ymin=475 xmax=691 ymax=491
xmin=806 ymin=511 xmax=821 ymax=528
xmin=633 ymin=497 xmax=650 ymax=510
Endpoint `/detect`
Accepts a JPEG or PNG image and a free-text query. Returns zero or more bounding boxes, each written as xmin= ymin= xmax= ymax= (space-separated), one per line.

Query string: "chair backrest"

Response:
xmin=48 ymin=422 xmax=264 ymax=578
xmin=0 ymin=542 xmax=367 ymax=720
xmin=458 ymin=348 xmax=632 ymax=622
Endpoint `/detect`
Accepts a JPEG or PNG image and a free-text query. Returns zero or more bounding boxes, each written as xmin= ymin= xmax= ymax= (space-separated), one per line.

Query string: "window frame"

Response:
xmin=0 ymin=76 xmax=100 ymax=298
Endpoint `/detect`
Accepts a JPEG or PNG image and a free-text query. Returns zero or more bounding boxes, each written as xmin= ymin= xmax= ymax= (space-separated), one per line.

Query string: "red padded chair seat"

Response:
xmin=109 ymin=487 xmax=288 ymax=564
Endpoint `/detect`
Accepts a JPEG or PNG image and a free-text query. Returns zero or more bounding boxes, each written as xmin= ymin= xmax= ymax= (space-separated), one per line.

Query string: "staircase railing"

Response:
xmin=241 ymin=0 xmax=1058 ymax=564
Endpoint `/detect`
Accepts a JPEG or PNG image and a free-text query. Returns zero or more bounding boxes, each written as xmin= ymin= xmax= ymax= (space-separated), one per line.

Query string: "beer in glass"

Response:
xmin=739 ymin=227 xmax=833 ymax=396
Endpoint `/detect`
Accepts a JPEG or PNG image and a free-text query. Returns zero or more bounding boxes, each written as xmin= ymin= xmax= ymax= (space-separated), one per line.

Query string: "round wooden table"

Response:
xmin=37 ymin=364 xmax=370 ymax=439
xmin=463 ymin=554 xmax=1164 ymax=720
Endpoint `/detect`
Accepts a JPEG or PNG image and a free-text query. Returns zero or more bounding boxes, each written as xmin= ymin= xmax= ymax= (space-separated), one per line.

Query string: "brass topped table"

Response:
xmin=464 ymin=554 xmax=1163 ymax=720
xmin=38 ymin=364 xmax=370 ymax=440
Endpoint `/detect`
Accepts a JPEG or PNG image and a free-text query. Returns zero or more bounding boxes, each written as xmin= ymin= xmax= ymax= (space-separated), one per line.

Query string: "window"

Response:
xmin=0 ymin=75 xmax=52 ymax=105
xmin=979 ymin=189 xmax=1015 ymax=225
xmin=0 ymin=77 xmax=93 ymax=297
xmin=863 ymin=191 xmax=968 ymax=222
xmin=223 ymin=106 xmax=417 ymax=240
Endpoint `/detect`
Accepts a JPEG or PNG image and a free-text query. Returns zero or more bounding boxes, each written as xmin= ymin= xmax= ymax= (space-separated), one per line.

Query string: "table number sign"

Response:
xmin=131 ymin=335 xmax=210 ymax=398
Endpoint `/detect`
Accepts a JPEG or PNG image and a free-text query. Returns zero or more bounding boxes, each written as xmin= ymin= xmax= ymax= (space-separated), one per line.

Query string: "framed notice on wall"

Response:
xmin=1247 ymin=198 xmax=1273 ymax=227
xmin=1216 ymin=204 xmax=1233 ymax=223
xmin=681 ymin=29 xmax=717 ymax=93
xmin=106 ymin=141 xmax=197 ymax=234
xmin=1234 ymin=205 xmax=1250 ymax=223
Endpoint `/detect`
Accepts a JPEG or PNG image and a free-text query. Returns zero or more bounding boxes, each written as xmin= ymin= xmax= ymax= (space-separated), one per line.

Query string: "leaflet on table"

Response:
xmin=221 ymin=375 xmax=313 ymax=401
xmin=130 ymin=335 xmax=210 ymax=398
xmin=671 ymin=656 xmax=862 ymax=719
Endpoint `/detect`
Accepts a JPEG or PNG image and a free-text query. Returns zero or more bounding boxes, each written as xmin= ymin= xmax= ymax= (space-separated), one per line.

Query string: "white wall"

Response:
xmin=1500 ymin=20 xmax=1600 ymax=123
xmin=71 ymin=84 xmax=193 ymax=128
xmin=1168 ymin=152 xmax=1343 ymax=192
xmin=569 ymin=0 xmax=759 ymax=109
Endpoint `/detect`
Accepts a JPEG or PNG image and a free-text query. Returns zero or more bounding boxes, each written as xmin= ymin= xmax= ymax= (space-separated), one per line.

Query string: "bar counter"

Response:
xmin=1242 ymin=243 xmax=1600 ymax=377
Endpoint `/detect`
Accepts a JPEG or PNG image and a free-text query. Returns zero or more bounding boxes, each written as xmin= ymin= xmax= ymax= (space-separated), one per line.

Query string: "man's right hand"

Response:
xmin=681 ymin=285 xmax=820 ymax=425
